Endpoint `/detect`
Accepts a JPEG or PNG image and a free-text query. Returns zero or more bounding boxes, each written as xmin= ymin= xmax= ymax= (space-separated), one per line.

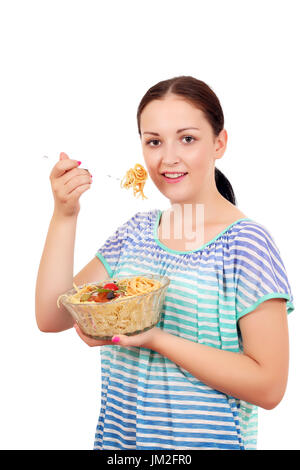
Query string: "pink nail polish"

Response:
xmin=77 ymin=161 xmax=82 ymax=166
xmin=112 ymin=336 xmax=120 ymax=343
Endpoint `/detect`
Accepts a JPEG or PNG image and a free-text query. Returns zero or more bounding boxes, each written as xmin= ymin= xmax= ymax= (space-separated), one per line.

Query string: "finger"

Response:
xmin=112 ymin=334 xmax=129 ymax=346
xmin=50 ymin=153 xmax=80 ymax=179
xmin=66 ymin=182 xmax=92 ymax=199
xmin=73 ymin=324 xmax=111 ymax=346
xmin=59 ymin=153 xmax=90 ymax=174
xmin=61 ymin=169 xmax=92 ymax=194
xmin=73 ymin=323 xmax=96 ymax=345
xmin=59 ymin=152 xmax=69 ymax=160
xmin=74 ymin=323 xmax=88 ymax=340
xmin=63 ymin=169 xmax=92 ymax=187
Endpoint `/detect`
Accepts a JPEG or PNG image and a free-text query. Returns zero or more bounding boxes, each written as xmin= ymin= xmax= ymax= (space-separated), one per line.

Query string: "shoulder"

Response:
xmin=233 ymin=218 xmax=278 ymax=249
xmin=231 ymin=219 xmax=295 ymax=318
xmin=121 ymin=208 xmax=160 ymax=232
xmin=132 ymin=208 xmax=160 ymax=225
xmin=231 ymin=218 xmax=286 ymax=271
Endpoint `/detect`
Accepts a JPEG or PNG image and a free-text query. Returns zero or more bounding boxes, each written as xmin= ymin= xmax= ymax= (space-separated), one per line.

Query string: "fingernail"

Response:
xmin=112 ymin=336 xmax=120 ymax=343
xmin=77 ymin=161 xmax=82 ymax=166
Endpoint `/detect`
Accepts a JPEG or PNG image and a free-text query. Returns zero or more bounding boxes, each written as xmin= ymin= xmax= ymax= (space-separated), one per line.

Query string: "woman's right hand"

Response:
xmin=50 ymin=152 xmax=92 ymax=218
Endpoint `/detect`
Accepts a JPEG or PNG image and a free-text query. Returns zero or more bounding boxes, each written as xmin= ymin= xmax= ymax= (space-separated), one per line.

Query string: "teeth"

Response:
xmin=164 ymin=173 xmax=185 ymax=178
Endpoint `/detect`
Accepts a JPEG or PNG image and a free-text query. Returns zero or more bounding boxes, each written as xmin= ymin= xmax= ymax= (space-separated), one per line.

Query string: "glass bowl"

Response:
xmin=57 ymin=273 xmax=170 ymax=340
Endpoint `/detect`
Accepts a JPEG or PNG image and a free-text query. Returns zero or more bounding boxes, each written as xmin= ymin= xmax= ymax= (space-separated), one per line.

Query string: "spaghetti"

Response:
xmin=57 ymin=276 xmax=164 ymax=338
xmin=120 ymin=163 xmax=148 ymax=199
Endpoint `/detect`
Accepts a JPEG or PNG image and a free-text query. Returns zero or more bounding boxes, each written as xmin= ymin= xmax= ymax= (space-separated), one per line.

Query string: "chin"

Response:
xmin=167 ymin=193 xmax=194 ymax=204
xmin=154 ymin=182 xmax=191 ymax=201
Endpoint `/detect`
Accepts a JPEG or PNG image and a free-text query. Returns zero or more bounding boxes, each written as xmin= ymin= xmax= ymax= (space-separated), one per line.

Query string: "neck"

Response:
xmin=168 ymin=187 xmax=231 ymax=226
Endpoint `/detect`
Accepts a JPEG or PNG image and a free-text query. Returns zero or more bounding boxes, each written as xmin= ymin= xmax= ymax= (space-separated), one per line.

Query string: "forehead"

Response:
xmin=140 ymin=96 xmax=207 ymax=132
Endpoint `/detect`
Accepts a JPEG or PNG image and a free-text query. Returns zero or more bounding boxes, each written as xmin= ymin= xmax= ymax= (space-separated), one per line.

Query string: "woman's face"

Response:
xmin=140 ymin=94 xmax=227 ymax=205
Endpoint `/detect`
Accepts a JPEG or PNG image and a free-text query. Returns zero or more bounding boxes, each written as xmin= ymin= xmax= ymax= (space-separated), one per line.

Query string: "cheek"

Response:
xmin=143 ymin=154 xmax=157 ymax=176
xmin=143 ymin=160 xmax=163 ymax=187
xmin=147 ymin=167 xmax=160 ymax=183
xmin=189 ymin=148 xmax=212 ymax=171
xmin=192 ymin=159 xmax=207 ymax=172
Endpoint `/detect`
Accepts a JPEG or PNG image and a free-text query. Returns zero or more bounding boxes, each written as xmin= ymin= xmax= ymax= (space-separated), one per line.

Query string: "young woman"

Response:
xmin=35 ymin=76 xmax=295 ymax=450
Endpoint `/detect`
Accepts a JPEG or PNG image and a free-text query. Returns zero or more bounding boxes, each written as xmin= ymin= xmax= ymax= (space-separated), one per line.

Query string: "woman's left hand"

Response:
xmin=73 ymin=323 xmax=160 ymax=349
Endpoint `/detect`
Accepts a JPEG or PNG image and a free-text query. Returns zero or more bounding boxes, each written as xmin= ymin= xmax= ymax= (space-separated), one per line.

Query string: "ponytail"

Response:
xmin=215 ymin=167 xmax=236 ymax=205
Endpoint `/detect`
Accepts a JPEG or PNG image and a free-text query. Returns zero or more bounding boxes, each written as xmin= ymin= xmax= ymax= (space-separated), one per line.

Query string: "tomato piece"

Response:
xmin=86 ymin=288 xmax=123 ymax=303
xmin=103 ymin=283 xmax=119 ymax=291
xmin=88 ymin=292 xmax=108 ymax=303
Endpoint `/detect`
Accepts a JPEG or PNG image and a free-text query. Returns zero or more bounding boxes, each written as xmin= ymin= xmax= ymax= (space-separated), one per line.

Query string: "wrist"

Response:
xmin=147 ymin=327 xmax=168 ymax=351
xmin=52 ymin=209 xmax=78 ymax=223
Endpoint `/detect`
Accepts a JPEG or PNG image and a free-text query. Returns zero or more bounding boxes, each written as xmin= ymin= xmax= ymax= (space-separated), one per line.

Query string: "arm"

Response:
xmin=149 ymin=298 xmax=289 ymax=410
xmin=72 ymin=295 xmax=289 ymax=410
xmin=35 ymin=213 xmax=111 ymax=333
xmin=35 ymin=153 xmax=108 ymax=333
xmin=35 ymin=210 xmax=109 ymax=332
xmin=35 ymin=212 xmax=79 ymax=332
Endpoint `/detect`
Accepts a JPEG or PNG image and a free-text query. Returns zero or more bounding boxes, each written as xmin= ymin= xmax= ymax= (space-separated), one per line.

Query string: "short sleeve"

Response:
xmin=233 ymin=222 xmax=295 ymax=321
xmin=95 ymin=212 xmax=141 ymax=278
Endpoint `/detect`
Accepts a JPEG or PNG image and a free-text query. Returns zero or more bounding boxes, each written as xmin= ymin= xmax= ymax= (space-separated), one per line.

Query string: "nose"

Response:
xmin=161 ymin=142 xmax=180 ymax=165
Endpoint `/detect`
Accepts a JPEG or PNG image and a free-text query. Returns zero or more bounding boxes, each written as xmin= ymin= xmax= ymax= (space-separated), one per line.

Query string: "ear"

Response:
xmin=214 ymin=129 xmax=228 ymax=160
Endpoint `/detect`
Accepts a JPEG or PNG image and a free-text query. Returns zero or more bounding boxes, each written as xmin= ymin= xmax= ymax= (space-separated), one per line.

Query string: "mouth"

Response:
xmin=161 ymin=172 xmax=188 ymax=183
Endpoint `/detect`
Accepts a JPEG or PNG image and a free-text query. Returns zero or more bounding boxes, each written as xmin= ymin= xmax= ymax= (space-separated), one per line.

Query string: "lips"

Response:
xmin=162 ymin=173 xmax=188 ymax=183
xmin=161 ymin=172 xmax=188 ymax=175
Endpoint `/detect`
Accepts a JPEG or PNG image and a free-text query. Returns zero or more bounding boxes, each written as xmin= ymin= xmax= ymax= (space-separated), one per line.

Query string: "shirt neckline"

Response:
xmin=153 ymin=209 xmax=252 ymax=254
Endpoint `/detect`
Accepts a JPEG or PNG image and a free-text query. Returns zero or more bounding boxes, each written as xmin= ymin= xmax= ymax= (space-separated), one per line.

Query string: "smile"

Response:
xmin=162 ymin=173 xmax=188 ymax=183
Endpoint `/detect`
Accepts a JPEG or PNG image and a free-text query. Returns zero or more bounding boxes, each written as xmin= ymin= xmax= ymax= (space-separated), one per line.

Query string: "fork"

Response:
xmin=42 ymin=155 xmax=121 ymax=181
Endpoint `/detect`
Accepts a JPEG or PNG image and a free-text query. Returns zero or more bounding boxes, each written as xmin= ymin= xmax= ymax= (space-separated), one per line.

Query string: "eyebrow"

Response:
xmin=142 ymin=127 xmax=200 ymax=136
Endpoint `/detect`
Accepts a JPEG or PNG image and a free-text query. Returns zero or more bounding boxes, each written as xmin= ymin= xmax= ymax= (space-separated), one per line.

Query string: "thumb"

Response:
xmin=111 ymin=334 xmax=129 ymax=346
xmin=59 ymin=152 xmax=70 ymax=161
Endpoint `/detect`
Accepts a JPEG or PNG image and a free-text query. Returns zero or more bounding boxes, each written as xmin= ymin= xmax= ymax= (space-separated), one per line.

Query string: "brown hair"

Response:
xmin=137 ymin=75 xmax=236 ymax=205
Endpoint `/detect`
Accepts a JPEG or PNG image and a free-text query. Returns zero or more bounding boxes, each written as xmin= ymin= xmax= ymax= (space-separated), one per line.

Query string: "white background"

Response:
xmin=0 ymin=0 xmax=299 ymax=450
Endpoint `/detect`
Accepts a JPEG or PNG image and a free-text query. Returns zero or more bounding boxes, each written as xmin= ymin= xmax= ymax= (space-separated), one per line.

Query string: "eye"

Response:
xmin=145 ymin=135 xmax=196 ymax=147
xmin=146 ymin=139 xmax=160 ymax=147
xmin=182 ymin=135 xmax=195 ymax=144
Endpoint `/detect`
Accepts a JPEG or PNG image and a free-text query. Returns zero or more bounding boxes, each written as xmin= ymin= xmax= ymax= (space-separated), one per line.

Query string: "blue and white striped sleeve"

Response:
xmin=233 ymin=222 xmax=295 ymax=321
xmin=95 ymin=212 xmax=140 ymax=278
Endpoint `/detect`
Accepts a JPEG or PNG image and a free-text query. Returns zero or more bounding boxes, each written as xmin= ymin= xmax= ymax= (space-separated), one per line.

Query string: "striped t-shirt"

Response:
xmin=94 ymin=208 xmax=295 ymax=450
